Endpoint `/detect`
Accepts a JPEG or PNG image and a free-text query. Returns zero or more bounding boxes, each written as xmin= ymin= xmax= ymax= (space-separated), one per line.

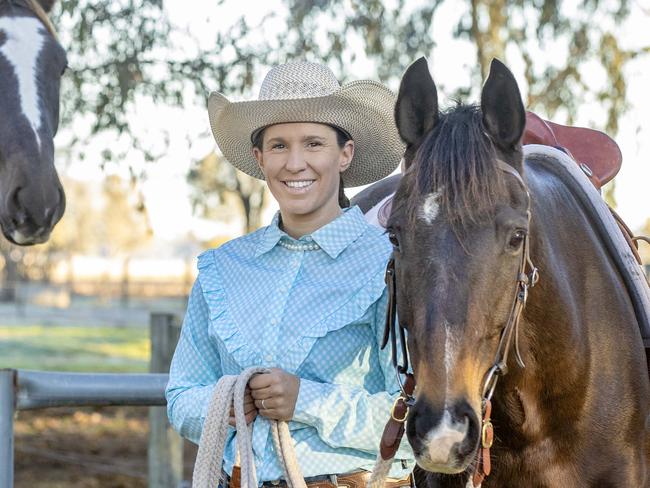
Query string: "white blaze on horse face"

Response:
xmin=0 ymin=17 xmax=46 ymax=149
xmin=419 ymin=191 xmax=441 ymax=223
xmin=418 ymin=410 xmax=469 ymax=473
xmin=443 ymin=320 xmax=458 ymax=407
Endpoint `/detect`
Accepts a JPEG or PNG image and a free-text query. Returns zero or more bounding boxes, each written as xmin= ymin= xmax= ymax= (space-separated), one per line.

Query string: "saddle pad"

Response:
xmin=524 ymin=145 xmax=650 ymax=349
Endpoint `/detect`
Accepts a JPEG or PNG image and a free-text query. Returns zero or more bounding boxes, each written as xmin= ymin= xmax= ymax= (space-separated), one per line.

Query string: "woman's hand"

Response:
xmin=228 ymin=386 xmax=258 ymax=427
xmin=248 ymin=368 xmax=300 ymax=421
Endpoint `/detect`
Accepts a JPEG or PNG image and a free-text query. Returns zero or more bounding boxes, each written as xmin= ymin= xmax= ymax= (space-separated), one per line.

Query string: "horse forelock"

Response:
xmin=407 ymin=104 xmax=507 ymax=226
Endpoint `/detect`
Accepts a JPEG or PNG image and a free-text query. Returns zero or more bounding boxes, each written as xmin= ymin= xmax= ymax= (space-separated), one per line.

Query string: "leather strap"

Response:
xmin=379 ymin=374 xmax=415 ymax=461
xmin=472 ymin=399 xmax=494 ymax=486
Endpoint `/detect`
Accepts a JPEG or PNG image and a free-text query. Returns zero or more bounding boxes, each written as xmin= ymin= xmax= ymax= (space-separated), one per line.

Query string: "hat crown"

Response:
xmin=258 ymin=62 xmax=341 ymax=100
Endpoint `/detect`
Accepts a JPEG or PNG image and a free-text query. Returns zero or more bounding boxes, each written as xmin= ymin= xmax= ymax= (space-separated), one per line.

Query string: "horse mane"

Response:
xmin=1 ymin=0 xmax=58 ymax=39
xmin=408 ymin=103 xmax=506 ymax=225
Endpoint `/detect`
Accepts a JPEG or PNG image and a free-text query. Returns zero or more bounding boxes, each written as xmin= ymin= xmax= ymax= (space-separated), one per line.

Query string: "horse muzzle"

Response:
xmin=0 ymin=185 xmax=65 ymax=245
xmin=407 ymin=398 xmax=480 ymax=474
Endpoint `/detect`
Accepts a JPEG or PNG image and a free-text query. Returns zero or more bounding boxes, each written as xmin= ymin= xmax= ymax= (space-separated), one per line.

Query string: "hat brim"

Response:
xmin=207 ymin=80 xmax=404 ymax=187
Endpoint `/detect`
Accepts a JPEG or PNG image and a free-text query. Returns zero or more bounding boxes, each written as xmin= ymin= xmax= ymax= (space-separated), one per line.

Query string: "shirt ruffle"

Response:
xmin=196 ymin=236 xmax=390 ymax=373
xmin=196 ymin=250 xmax=257 ymax=369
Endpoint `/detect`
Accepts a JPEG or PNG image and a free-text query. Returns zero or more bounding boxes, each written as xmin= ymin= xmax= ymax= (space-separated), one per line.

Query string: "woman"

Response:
xmin=166 ymin=61 xmax=414 ymax=487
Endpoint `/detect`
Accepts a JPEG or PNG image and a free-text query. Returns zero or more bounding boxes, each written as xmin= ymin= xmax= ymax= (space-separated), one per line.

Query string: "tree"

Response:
xmin=54 ymin=0 xmax=649 ymax=230
xmin=187 ymin=151 xmax=266 ymax=234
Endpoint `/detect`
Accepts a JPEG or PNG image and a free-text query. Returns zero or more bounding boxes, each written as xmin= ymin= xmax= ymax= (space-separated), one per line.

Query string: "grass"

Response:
xmin=0 ymin=325 xmax=150 ymax=373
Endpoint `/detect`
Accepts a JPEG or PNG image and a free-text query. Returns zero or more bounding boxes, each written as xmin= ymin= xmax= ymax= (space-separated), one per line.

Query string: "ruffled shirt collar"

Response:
xmin=254 ymin=205 xmax=367 ymax=259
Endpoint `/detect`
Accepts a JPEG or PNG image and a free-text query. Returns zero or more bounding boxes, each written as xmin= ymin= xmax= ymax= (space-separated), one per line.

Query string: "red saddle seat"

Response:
xmin=523 ymin=111 xmax=622 ymax=190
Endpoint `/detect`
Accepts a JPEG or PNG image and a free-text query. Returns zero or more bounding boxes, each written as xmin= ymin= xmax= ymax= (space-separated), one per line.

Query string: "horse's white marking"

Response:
xmin=443 ymin=320 xmax=456 ymax=407
xmin=0 ymin=17 xmax=46 ymax=149
xmin=417 ymin=410 xmax=468 ymax=473
xmin=419 ymin=191 xmax=440 ymax=223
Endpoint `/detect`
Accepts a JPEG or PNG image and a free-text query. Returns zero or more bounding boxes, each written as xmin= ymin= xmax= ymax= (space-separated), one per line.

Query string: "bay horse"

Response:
xmin=0 ymin=0 xmax=66 ymax=245
xmin=383 ymin=58 xmax=650 ymax=486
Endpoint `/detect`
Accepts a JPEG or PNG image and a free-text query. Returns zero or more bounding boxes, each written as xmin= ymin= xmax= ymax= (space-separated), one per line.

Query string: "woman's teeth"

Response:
xmin=285 ymin=180 xmax=314 ymax=188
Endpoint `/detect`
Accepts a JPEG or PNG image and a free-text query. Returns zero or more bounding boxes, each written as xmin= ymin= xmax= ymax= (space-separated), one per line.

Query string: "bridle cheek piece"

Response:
xmin=379 ymin=160 xmax=539 ymax=487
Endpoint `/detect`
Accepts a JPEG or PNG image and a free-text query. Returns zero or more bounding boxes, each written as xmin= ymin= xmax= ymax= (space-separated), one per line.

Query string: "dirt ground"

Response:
xmin=13 ymin=406 xmax=197 ymax=488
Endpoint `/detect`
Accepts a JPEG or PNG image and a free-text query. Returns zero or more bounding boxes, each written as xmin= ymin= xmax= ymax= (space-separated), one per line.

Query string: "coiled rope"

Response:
xmin=192 ymin=367 xmax=403 ymax=488
xmin=192 ymin=367 xmax=307 ymax=488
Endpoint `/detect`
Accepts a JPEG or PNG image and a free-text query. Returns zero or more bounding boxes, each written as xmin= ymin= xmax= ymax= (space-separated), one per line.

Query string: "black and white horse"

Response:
xmin=0 ymin=0 xmax=65 ymax=245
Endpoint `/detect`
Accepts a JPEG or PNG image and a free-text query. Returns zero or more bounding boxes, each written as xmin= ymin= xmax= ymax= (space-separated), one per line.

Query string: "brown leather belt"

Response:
xmin=226 ymin=466 xmax=412 ymax=488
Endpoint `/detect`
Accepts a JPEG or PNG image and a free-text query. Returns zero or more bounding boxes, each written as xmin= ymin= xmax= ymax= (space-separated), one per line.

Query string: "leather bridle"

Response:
xmin=379 ymin=160 xmax=539 ymax=487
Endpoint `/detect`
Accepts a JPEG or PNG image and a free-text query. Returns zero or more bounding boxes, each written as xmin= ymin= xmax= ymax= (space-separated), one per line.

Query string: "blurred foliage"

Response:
xmin=52 ymin=0 xmax=649 ymax=231
xmin=187 ymin=151 xmax=266 ymax=234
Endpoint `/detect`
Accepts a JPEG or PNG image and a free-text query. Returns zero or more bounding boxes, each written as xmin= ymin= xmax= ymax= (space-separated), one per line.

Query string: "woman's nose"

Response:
xmin=285 ymin=148 xmax=307 ymax=172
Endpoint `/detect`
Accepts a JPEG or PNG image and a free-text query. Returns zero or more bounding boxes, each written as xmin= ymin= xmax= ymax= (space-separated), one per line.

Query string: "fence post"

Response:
xmin=0 ymin=369 xmax=16 ymax=488
xmin=149 ymin=313 xmax=183 ymax=488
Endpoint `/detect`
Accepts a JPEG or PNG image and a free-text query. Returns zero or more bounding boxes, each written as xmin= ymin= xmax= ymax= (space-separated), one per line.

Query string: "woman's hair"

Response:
xmin=252 ymin=125 xmax=351 ymax=208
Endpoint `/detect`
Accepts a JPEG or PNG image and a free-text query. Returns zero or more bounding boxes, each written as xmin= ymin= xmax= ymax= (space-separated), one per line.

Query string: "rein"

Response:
xmin=378 ymin=160 xmax=539 ymax=487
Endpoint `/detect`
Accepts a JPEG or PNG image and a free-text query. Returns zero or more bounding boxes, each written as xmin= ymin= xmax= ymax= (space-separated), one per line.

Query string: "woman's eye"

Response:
xmin=508 ymin=229 xmax=526 ymax=250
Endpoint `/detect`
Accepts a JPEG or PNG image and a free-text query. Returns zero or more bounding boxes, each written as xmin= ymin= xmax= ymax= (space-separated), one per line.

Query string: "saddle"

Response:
xmin=522 ymin=112 xmax=622 ymax=190
xmin=523 ymin=112 xmax=647 ymax=265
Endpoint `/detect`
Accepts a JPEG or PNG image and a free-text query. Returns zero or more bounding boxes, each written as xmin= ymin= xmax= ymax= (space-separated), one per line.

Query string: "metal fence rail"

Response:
xmin=0 ymin=312 xmax=183 ymax=488
xmin=0 ymin=369 xmax=170 ymax=488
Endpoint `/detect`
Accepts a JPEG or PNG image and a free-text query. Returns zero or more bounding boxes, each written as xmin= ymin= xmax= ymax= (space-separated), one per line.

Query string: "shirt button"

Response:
xmin=265 ymin=354 xmax=274 ymax=362
xmin=270 ymin=319 xmax=278 ymax=326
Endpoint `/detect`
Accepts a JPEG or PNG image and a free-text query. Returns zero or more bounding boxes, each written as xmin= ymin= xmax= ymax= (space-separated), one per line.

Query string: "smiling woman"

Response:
xmin=252 ymin=122 xmax=354 ymax=238
xmin=166 ymin=61 xmax=416 ymax=488
xmin=0 ymin=0 xmax=66 ymax=245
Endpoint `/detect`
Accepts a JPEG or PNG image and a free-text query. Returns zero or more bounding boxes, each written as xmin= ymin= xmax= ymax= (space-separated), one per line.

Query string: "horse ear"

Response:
xmin=395 ymin=57 xmax=439 ymax=150
xmin=37 ymin=0 xmax=57 ymax=13
xmin=480 ymin=59 xmax=526 ymax=149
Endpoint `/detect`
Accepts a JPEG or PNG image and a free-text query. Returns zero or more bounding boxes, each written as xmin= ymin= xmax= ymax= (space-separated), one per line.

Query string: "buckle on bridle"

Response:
xmin=390 ymin=397 xmax=409 ymax=423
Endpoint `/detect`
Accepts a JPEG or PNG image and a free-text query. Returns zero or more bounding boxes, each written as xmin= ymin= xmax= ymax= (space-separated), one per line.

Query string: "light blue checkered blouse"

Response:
xmin=166 ymin=206 xmax=414 ymax=483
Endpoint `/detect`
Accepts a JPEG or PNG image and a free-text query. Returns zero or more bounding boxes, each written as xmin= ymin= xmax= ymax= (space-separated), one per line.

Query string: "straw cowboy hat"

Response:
xmin=207 ymin=62 xmax=404 ymax=187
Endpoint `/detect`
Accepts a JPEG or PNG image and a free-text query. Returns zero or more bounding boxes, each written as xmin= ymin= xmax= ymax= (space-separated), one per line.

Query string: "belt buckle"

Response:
xmin=329 ymin=474 xmax=338 ymax=487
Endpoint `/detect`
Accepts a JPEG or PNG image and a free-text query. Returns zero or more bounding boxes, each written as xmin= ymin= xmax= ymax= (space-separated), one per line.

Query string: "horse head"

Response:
xmin=387 ymin=57 xmax=529 ymax=474
xmin=0 ymin=0 xmax=66 ymax=245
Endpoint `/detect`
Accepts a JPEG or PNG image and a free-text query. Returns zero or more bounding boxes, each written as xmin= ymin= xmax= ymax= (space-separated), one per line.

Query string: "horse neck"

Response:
xmin=493 ymin=170 xmax=640 ymax=440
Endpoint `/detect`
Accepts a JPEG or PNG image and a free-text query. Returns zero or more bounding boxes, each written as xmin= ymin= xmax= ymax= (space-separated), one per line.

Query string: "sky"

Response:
xmin=57 ymin=0 xmax=650 ymax=243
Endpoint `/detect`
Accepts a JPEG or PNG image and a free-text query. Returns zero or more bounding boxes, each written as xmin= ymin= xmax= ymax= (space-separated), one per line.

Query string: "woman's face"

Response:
xmin=253 ymin=122 xmax=354 ymax=229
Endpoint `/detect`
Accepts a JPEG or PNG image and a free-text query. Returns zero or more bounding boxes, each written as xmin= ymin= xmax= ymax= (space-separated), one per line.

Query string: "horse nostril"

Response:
xmin=452 ymin=401 xmax=480 ymax=456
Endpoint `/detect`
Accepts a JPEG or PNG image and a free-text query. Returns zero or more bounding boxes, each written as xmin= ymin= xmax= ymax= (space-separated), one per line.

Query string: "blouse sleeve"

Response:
xmin=165 ymin=279 xmax=227 ymax=444
xmin=291 ymin=288 xmax=414 ymax=460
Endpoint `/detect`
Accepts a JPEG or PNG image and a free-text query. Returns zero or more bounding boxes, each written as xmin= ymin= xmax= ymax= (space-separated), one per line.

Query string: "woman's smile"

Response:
xmin=283 ymin=179 xmax=316 ymax=192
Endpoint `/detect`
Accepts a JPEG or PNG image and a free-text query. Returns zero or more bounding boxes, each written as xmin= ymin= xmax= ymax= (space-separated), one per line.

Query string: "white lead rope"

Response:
xmin=192 ymin=367 xmax=307 ymax=488
xmin=192 ymin=367 xmax=406 ymax=488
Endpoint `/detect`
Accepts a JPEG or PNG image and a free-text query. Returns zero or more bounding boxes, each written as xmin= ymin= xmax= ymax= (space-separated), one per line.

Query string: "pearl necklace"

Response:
xmin=278 ymin=240 xmax=321 ymax=251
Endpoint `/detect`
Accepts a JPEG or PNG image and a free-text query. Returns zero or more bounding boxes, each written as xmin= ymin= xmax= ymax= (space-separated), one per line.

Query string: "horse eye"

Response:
xmin=508 ymin=229 xmax=526 ymax=250
xmin=388 ymin=231 xmax=400 ymax=250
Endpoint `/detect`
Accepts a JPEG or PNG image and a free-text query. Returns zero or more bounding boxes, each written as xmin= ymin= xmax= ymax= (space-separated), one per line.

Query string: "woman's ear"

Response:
xmin=339 ymin=140 xmax=355 ymax=172
xmin=253 ymin=147 xmax=265 ymax=175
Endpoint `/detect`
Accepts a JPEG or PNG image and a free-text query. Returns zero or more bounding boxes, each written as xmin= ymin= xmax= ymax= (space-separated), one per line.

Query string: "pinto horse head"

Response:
xmin=0 ymin=0 xmax=66 ymax=245
xmin=388 ymin=57 xmax=529 ymax=474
